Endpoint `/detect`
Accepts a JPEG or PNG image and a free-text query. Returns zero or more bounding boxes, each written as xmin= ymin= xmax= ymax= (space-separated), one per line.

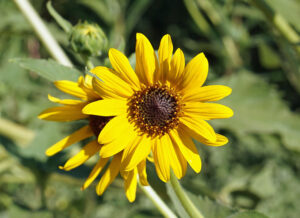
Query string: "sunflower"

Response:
xmin=82 ymin=33 xmax=234 ymax=183
xmin=39 ymin=75 xmax=147 ymax=202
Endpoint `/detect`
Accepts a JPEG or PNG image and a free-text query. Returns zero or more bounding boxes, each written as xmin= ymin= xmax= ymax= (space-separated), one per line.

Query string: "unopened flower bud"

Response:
xmin=69 ymin=21 xmax=107 ymax=56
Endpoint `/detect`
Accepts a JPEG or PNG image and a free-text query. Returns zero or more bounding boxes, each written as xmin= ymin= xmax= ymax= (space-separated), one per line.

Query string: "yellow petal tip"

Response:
xmin=45 ymin=149 xmax=54 ymax=156
xmin=227 ymin=87 xmax=232 ymax=95
xmin=127 ymin=195 xmax=136 ymax=203
xmin=81 ymin=105 xmax=89 ymax=115
xmin=229 ymin=108 xmax=234 ymax=117
xmin=108 ymin=48 xmax=117 ymax=57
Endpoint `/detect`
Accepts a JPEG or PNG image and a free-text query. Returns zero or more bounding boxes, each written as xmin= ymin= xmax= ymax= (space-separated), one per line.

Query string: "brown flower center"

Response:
xmin=128 ymin=84 xmax=182 ymax=137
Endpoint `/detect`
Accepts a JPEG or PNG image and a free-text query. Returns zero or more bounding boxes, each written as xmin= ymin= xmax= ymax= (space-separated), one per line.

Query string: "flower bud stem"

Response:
xmin=81 ymin=55 xmax=95 ymax=70
xmin=169 ymin=171 xmax=204 ymax=218
xmin=86 ymin=59 xmax=95 ymax=71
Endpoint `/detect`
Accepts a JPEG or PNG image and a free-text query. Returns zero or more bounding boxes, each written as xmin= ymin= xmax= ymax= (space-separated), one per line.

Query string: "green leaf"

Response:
xmin=189 ymin=194 xmax=234 ymax=218
xmin=249 ymin=163 xmax=277 ymax=198
xmin=11 ymin=58 xmax=81 ymax=82
xmin=212 ymin=71 xmax=300 ymax=152
xmin=227 ymin=211 xmax=269 ymax=218
xmin=19 ymin=122 xmax=67 ymax=162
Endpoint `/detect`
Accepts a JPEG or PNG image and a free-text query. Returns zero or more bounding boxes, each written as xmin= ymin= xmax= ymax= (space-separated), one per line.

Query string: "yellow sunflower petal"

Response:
xmin=172 ymin=141 xmax=187 ymax=179
xmin=92 ymin=77 xmax=124 ymax=100
xmin=183 ymin=85 xmax=232 ymax=102
xmin=54 ymin=79 xmax=88 ymax=100
xmin=135 ymin=33 xmax=158 ymax=85
xmin=120 ymin=136 xmax=141 ymax=170
xmin=81 ymin=157 xmax=109 ymax=190
xmin=178 ymin=52 xmax=208 ymax=91
xmin=190 ymin=132 xmax=229 ymax=147
xmin=59 ymin=140 xmax=101 ymax=171
xmin=184 ymin=102 xmax=234 ymax=120
xmin=168 ymin=48 xmax=185 ymax=84
xmin=157 ymin=34 xmax=173 ymax=82
xmin=180 ymin=116 xmax=216 ymax=142
xmin=82 ymin=74 xmax=93 ymax=88
xmin=38 ymin=104 xmax=88 ymax=121
xmin=99 ymin=123 xmax=137 ymax=158
xmin=77 ymin=76 xmax=100 ymax=100
xmin=120 ymin=170 xmax=129 ymax=180
xmin=121 ymin=135 xmax=151 ymax=171
xmin=109 ymin=48 xmax=140 ymax=89
xmin=98 ymin=114 xmax=133 ymax=145
xmin=153 ymin=135 xmax=171 ymax=182
xmin=48 ymin=94 xmax=83 ymax=105
xmin=82 ymin=99 xmax=127 ymax=116
xmin=147 ymin=156 xmax=154 ymax=163
xmin=124 ymin=168 xmax=138 ymax=202
xmin=91 ymin=66 xmax=133 ymax=99
xmin=96 ymin=153 xmax=122 ymax=196
xmin=164 ymin=134 xmax=187 ymax=179
xmin=137 ymin=159 xmax=149 ymax=186
xmin=169 ymin=129 xmax=201 ymax=173
xmin=45 ymin=125 xmax=94 ymax=156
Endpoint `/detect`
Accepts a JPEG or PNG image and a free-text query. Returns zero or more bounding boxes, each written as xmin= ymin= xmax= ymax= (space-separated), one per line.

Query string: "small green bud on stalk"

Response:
xmin=69 ymin=21 xmax=108 ymax=57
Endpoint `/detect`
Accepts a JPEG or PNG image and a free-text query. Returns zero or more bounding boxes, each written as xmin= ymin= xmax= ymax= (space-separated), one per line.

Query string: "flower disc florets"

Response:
xmin=128 ymin=83 xmax=182 ymax=137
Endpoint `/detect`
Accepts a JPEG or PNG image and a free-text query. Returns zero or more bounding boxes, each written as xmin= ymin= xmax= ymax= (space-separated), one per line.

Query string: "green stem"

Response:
xmin=169 ymin=172 xmax=204 ymax=218
xmin=13 ymin=0 xmax=73 ymax=67
xmin=86 ymin=59 xmax=95 ymax=70
xmin=251 ymin=0 xmax=300 ymax=55
xmin=81 ymin=55 xmax=95 ymax=70
xmin=138 ymin=181 xmax=177 ymax=218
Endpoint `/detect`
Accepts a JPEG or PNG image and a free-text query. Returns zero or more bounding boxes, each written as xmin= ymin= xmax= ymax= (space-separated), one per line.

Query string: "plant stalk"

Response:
xmin=138 ymin=181 xmax=177 ymax=218
xmin=81 ymin=55 xmax=95 ymax=70
xmin=13 ymin=0 xmax=73 ymax=67
xmin=169 ymin=172 xmax=204 ymax=218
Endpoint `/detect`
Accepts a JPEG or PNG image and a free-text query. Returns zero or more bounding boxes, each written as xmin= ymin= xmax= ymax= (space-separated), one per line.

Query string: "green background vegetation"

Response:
xmin=0 ymin=0 xmax=299 ymax=217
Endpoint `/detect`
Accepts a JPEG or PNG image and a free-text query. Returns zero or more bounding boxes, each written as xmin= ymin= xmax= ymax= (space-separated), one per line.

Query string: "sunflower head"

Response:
xmin=83 ymin=33 xmax=233 ymax=183
xmin=39 ymin=74 xmax=148 ymax=202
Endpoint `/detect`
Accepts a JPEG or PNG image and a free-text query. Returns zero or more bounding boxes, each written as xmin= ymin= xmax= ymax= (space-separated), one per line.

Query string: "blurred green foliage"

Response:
xmin=0 ymin=0 xmax=299 ymax=217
